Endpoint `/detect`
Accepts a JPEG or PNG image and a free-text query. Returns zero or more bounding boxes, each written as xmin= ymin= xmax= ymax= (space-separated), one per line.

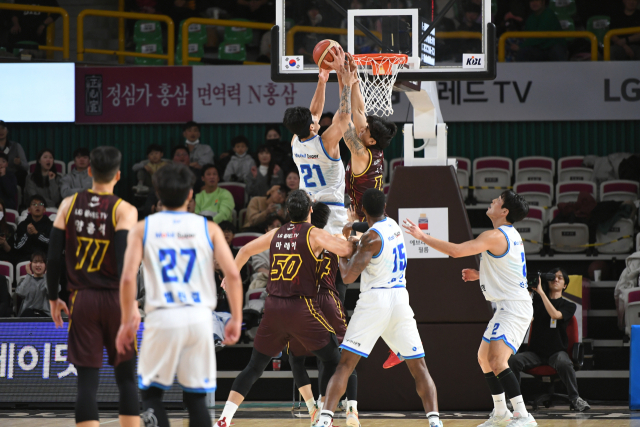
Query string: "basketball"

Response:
xmin=313 ymin=39 xmax=340 ymax=69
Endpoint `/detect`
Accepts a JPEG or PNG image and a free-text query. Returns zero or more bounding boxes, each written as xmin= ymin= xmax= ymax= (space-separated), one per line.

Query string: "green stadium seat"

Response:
xmin=559 ymin=17 xmax=575 ymax=31
xmin=218 ymin=41 xmax=246 ymax=61
xmin=179 ymin=20 xmax=208 ymax=44
xmin=176 ymin=42 xmax=205 ymax=65
xmin=133 ymin=20 xmax=163 ymax=44
xmin=550 ymin=0 xmax=576 ymax=18
xmin=12 ymin=41 xmax=39 ymax=56
xmin=224 ymin=19 xmax=253 ymax=44
xmin=135 ymin=42 xmax=164 ymax=65
xmin=587 ymin=15 xmax=610 ymax=45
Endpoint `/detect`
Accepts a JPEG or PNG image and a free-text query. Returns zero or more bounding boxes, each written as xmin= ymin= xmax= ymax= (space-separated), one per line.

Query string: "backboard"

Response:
xmin=271 ymin=0 xmax=495 ymax=83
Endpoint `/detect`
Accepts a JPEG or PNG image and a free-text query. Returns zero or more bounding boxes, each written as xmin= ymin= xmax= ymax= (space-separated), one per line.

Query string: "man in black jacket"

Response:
xmin=508 ymin=268 xmax=590 ymax=412
xmin=14 ymin=195 xmax=53 ymax=262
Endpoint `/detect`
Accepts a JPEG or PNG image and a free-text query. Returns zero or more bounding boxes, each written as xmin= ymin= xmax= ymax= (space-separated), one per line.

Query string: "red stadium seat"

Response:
xmin=549 ymin=223 xmax=589 ymax=253
xmin=218 ymin=182 xmax=246 ymax=210
xmin=5 ymin=209 xmax=18 ymax=226
xmin=515 ymin=206 xmax=544 ymax=254
xmin=232 ymin=232 xmax=262 ymax=248
xmin=599 ymin=180 xmax=639 ymax=202
xmin=557 ymin=156 xmax=593 ymax=182
xmin=556 ymin=181 xmax=596 ymax=204
xmin=513 ymin=181 xmax=553 ymax=209
xmin=515 ymin=156 xmax=555 ymax=184
xmin=16 ymin=261 xmax=30 ymax=285
xmin=453 ymin=157 xmax=471 ymax=200
xmin=472 ymin=157 xmax=513 ymax=203
xmin=596 ymin=218 xmax=634 ymax=254
xmin=28 ymin=160 xmax=66 ymax=175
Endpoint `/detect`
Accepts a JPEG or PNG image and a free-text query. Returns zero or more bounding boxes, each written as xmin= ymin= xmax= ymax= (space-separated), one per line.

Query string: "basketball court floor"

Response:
xmin=1 ymin=403 xmax=637 ymax=426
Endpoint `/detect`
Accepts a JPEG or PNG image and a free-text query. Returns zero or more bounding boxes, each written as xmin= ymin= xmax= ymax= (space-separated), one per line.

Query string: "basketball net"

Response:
xmin=353 ymin=54 xmax=408 ymax=117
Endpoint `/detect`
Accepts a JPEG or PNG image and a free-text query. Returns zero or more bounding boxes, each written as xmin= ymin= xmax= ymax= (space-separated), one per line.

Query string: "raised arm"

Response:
xmin=402 ymin=218 xmax=507 ymax=258
xmin=338 ymin=230 xmax=381 ymax=283
xmin=234 ymin=228 xmax=278 ymax=270
xmin=319 ymin=67 xmax=358 ymax=151
xmin=311 ymin=227 xmax=356 ymax=259
xmin=347 ymin=53 xmax=367 ymax=133
xmin=309 ymin=68 xmax=330 ymax=119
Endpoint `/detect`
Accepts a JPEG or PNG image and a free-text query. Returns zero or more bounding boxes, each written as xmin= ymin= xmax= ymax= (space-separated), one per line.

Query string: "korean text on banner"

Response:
xmin=398 ymin=208 xmax=449 ymax=259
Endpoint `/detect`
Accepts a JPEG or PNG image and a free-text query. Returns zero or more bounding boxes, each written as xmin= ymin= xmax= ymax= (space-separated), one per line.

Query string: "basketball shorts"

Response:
xmin=138 ymin=306 xmax=216 ymax=393
xmin=324 ymin=205 xmax=349 ymax=235
xmin=288 ymin=289 xmax=348 ymax=357
xmin=68 ymin=288 xmax=134 ymax=368
xmin=341 ymin=287 xmax=424 ymax=359
xmin=482 ymin=300 xmax=533 ymax=354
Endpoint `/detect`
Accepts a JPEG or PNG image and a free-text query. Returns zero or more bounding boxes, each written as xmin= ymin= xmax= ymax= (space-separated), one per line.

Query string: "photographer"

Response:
xmin=508 ymin=268 xmax=590 ymax=412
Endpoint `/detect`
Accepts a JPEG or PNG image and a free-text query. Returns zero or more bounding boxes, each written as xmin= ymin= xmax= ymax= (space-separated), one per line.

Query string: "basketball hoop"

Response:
xmin=353 ymin=53 xmax=408 ymax=117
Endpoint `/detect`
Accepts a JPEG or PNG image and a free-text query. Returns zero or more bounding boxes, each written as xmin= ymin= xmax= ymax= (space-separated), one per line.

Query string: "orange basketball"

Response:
xmin=313 ymin=39 xmax=340 ymax=70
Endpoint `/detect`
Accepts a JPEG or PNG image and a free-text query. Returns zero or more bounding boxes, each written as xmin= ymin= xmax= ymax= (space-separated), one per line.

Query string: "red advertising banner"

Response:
xmin=75 ymin=67 xmax=192 ymax=123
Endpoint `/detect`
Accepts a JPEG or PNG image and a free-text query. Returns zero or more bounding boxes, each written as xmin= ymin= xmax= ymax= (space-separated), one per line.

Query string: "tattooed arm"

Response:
xmin=319 ymin=66 xmax=357 ymax=154
xmin=347 ymin=54 xmax=368 ymax=135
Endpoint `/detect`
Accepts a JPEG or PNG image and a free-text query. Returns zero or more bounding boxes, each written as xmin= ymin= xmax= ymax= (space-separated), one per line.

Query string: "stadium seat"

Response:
xmin=557 ymin=156 xmax=594 ymax=182
xmin=389 ymin=158 xmax=404 ymax=183
xmin=219 ymin=42 xmax=247 ymax=61
xmin=472 ymin=157 xmax=513 ymax=203
xmin=556 ymin=181 xmax=596 ymax=204
xmin=239 ymin=208 xmax=247 ymax=229
xmin=550 ymin=0 xmax=576 ymax=17
xmin=68 ymin=160 xmax=76 ymax=172
xmin=513 ymin=181 xmax=553 ymax=209
xmin=29 ymin=160 xmax=65 ymax=175
xmin=549 ymin=223 xmax=589 ymax=253
xmin=45 ymin=207 xmax=58 ymax=214
xmin=5 ymin=208 xmax=18 ymax=226
xmin=453 ymin=157 xmax=471 ymax=200
xmin=224 ymin=19 xmax=253 ymax=44
xmin=179 ymin=20 xmax=208 ymax=45
xmin=600 ymin=180 xmax=639 ymax=202
xmin=596 ymin=218 xmax=634 ymax=254
xmin=515 ymin=156 xmax=555 ymax=184
xmin=515 ymin=206 xmax=544 ymax=254
xmin=133 ymin=20 xmax=163 ymax=44
xmin=232 ymin=232 xmax=262 ymax=248
xmin=559 ymin=17 xmax=575 ymax=32
xmin=548 ymin=206 xmax=558 ymax=223
xmin=176 ymin=42 xmax=205 ymax=65
xmin=0 ymin=261 xmax=13 ymax=294
xmin=16 ymin=261 xmax=29 ymax=284
xmin=135 ymin=43 xmax=165 ymax=65
xmin=218 ymin=182 xmax=246 ymax=209
xmin=28 ymin=161 xmax=35 ymax=173
xmin=587 ymin=15 xmax=610 ymax=46
xmin=43 ymin=211 xmax=56 ymax=218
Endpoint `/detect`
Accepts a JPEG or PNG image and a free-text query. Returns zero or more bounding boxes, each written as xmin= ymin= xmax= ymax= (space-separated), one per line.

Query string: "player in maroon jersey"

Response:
xmin=47 ymin=146 xmax=139 ymax=427
xmin=214 ymin=190 xmax=356 ymax=427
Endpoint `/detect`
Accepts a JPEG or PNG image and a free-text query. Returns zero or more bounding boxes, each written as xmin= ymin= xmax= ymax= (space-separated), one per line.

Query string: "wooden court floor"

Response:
xmin=1 ymin=405 xmax=639 ymax=427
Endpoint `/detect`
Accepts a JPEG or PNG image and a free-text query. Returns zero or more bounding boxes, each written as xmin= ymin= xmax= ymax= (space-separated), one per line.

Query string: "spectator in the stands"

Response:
xmin=195 ymin=164 xmax=235 ymax=223
xmin=132 ymin=143 xmax=168 ymax=194
xmin=265 ymin=124 xmax=294 ymax=174
xmin=294 ymin=1 xmax=324 ymax=62
xmin=183 ymin=121 xmax=214 ymax=170
xmin=515 ymin=0 xmax=567 ymax=62
xmin=508 ymin=268 xmax=591 ymax=412
xmin=0 ymin=199 xmax=16 ymax=265
xmin=0 ymin=274 xmax=11 ymax=316
xmin=236 ymin=0 xmax=275 ymax=23
xmin=610 ymin=0 xmax=640 ymax=60
xmin=245 ymin=144 xmax=284 ymax=199
xmin=8 ymin=0 xmax=60 ymax=56
xmin=224 ymin=136 xmax=255 ymax=183
xmin=24 ymin=148 xmax=61 ymax=208
xmin=456 ymin=3 xmax=483 ymax=56
xmin=59 ymin=147 xmax=92 ymax=198
xmin=285 ymin=169 xmax=300 ymax=191
xmin=0 ymin=153 xmax=18 ymax=210
xmin=0 ymin=121 xmax=28 ymax=187
xmin=243 ymin=184 xmax=288 ymax=230
xmin=14 ymin=195 xmax=52 ymax=262
xmin=15 ymin=251 xmax=56 ymax=317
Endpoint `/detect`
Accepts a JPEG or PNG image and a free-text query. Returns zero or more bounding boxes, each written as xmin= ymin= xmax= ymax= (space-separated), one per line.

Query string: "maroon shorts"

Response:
xmin=288 ymin=290 xmax=347 ymax=357
xmin=254 ymin=295 xmax=336 ymax=358
xmin=68 ymin=288 xmax=135 ymax=368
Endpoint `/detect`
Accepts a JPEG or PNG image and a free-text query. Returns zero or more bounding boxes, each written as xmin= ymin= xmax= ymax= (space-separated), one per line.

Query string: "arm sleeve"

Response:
xmin=352 ymin=222 xmax=370 ymax=233
xmin=196 ymin=145 xmax=214 ymax=166
xmin=213 ymin=190 xmax=235 ymax=224
xmin=46 ymin=227 xmax=65 ymax=300
xmin=115 ymin=230 xmax=128 ymax=277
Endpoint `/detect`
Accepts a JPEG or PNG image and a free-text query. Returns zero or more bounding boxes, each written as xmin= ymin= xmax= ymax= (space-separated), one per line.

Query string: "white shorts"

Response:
xmin=482 ymin=300 xmax=533 ymax=354
xmin=324 ymin=204 xmax=349 ymax=235
xmin=341 ymin=287 xmax=424 ymax=359
xmin=138 ymin=307 xmax=216 ymax=393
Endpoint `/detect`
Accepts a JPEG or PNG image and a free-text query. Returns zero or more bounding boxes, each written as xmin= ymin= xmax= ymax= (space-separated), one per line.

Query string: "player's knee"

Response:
xmin=115 ymin=359 xmax=140 ymax=416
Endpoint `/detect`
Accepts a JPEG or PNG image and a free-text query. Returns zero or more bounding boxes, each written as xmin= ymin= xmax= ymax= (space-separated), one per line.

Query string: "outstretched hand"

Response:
xmin=461 ymin=268 xmax=479 ymax=282
xmin=401 ymin=218 xmax=426 ymax=240
xmin=324 ymin=45 xmax=346 ymax=71
xmin=319 ymin=68 xmax=330 ymax=83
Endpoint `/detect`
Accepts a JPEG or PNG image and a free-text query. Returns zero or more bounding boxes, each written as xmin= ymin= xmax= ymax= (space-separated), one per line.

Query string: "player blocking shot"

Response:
xmin=47 ymin=146 xmax=140 ymax=427
xmin=402 ymin=191 xmax=536 ymax=427
xmin=215 ymin=190 xmax=356 ymax=427
xmin=283 ymin=46 xmax=357 ymax=235
xmin=315 ymin=188 xmax=442 ymax=427
xmin=116 ymin=163 xmax=243 ymax=427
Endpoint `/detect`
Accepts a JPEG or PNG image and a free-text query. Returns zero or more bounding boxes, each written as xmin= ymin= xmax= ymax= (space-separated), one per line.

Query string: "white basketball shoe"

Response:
xmin=477 ymin=409 xmax=513 ymax=427
xmin=505 ymin=412 xmax=537 ymax=427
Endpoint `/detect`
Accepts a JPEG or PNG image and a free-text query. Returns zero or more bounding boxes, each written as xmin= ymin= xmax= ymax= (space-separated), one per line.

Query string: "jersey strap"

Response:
xmin=487 ymin=226 xmax=510 ymax=259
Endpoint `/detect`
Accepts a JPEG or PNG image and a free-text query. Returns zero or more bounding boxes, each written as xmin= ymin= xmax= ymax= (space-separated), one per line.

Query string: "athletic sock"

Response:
xmin=509 ymin=396 xmax=529 ymax=418
xmin=317 ymin=398 xmax=324 ymax=412
xmin=306 ymin=398 xmax=316 ymax=413
xmin=427 ymin=411 xmax=440 ymax=426
xmin=492 ymin=393 xmax=508 ymax=416
xmin=318 ymin=410 xmax=334 ymax=427
xmin=349 ymin=400 xmax=358 ymax=413
xmin=219 ymin=401 xmax=239 ymax=424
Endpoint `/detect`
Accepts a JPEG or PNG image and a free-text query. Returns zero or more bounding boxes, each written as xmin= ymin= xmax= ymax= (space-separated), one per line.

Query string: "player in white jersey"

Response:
xmin=116 ymin=163 xmax=243 ymax=427
xmin=315 ymin=189 xmax=442 ymax=427
xmin=403 ymin=190 xmax=535 ymax=427
xmin=283 ymin=47 xmax=357 ymax=234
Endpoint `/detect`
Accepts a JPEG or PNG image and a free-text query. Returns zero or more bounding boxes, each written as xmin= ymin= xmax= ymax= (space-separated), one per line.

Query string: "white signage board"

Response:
xmin=398 ymin=208 xmax=449 ymax=259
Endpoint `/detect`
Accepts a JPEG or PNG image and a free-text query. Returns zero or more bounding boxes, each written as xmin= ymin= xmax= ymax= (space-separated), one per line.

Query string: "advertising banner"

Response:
xmin=398 ymin=208 xmax=449 ymax=259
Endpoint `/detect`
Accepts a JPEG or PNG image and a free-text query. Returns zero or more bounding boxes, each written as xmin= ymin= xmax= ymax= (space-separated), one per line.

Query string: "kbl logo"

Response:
xmin=466 ymin=56 xmax=482 ymax=66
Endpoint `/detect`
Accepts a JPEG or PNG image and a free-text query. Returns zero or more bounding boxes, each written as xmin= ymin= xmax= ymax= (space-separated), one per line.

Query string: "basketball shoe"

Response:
xmin=215 ymin=417 xmax=229 ymax=427
xmin=310 ymin=404 xmax=321 ymax=427
xmin=382 ymin=350 xmax=404 ymax=369
xmin=346 ymin=406 xmax=360 ymax=427
xmin=477 ymin=409 xmax=513 ymax=427
xmin=505 ymin=412 xmax=537 ymax=427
